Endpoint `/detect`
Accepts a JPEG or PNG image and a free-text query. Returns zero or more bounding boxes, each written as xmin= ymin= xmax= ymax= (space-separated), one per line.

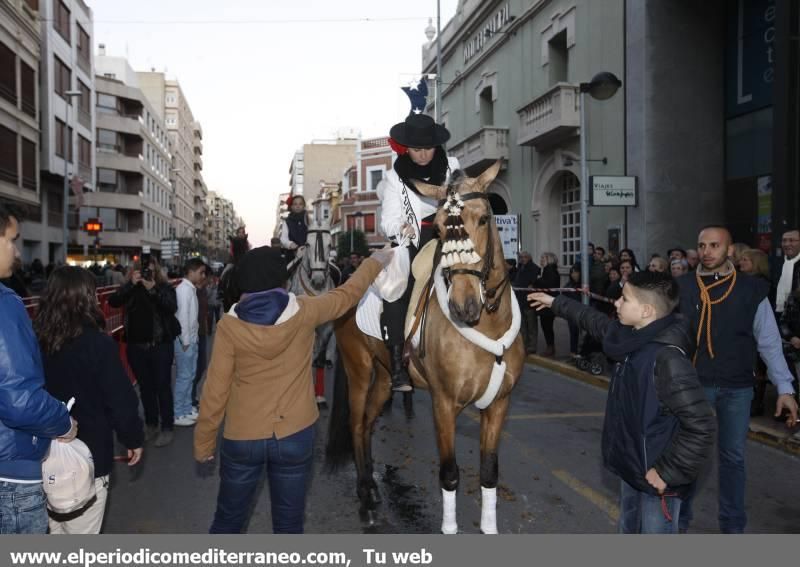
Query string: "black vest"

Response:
xmin=677 ymin=272 xmax=768 ymax=388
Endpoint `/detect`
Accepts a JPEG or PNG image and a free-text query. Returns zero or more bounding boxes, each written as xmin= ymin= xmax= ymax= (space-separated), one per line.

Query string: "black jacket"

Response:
xmin=513 ymin=261 xmax=540 ymax=308
xmin=535 ymin=264 xmax=561 ymax=292
xmin=43 ymin=328 xmax=144 ymax=477
xmin=551 ymin=295 xmax=715 ymax=497
xmin=109 ymin=281 xmax=177 ymax=344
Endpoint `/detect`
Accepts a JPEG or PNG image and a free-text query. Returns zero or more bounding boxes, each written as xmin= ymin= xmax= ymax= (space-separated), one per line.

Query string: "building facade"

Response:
xmin=423 ymin=0 xmax=625 ymax=268
xmin=17 ymin=0 xmax=95 ymax=264
xmin=425 ymin=0 xmax=800 ymax=264
xmin=0 ymin=0 xmax=40 ymax=263
xmin=85 ymin=52 xmax=173 ymax=265
xmin=207 ymin=190 xmax=239 ymax=261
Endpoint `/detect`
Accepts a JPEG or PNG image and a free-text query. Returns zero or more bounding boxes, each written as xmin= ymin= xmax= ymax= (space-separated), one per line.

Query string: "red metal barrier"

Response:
xmin=23 ymin=285 xmax=136 ymax=385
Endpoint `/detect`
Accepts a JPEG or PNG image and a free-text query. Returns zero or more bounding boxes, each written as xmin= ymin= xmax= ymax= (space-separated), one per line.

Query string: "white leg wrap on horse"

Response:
xmin=441 ymin=488 xmax=458 ymax=535
xmin=480 ymin=486 xmax=498 ymax=534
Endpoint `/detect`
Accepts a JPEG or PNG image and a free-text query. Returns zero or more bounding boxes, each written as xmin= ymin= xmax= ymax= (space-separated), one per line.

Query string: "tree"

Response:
xmin=338 ymin=229 xmax=369 ymax=259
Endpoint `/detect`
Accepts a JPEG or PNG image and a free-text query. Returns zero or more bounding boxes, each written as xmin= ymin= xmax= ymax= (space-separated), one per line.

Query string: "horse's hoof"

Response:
xmin=441 ymin=523 xmax=458 ymax=535
xmin=359 ymin=507 xmax=377 ymax=526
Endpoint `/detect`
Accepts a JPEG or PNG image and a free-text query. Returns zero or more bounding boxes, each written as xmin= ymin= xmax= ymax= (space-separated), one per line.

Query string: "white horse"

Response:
xmin=287 ymin=220 xmax=339 ymax=402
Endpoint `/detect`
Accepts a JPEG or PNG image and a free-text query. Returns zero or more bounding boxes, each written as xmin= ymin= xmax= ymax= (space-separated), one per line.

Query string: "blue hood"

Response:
xmin=234 ymin=288 xmax=290 ymax=326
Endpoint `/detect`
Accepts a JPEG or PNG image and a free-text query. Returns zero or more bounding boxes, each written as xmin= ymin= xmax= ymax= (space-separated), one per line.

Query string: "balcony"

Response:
xmin=81 ymin=191 xmax=142 ymax=211
xmin=448 ymin=127 xmax=509 ymax=175
xmin=96 ymin=151 xmax=143 ymax=174
xmin=78 ymin=229 xmax=145 ymax=248
xmin=516 ymin=83 xmax=580 ymax=149
xmin=97 ymin=113 xmax=142 ymax=137
xmin=194 ymin=155 xmax=203 ymax=170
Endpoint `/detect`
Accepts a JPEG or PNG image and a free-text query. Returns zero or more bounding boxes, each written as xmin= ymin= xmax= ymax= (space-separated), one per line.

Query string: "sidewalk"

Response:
xmin=526 ymin=317 xmax=800 ymax=456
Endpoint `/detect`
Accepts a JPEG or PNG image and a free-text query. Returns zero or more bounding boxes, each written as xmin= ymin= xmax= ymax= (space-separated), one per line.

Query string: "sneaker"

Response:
xmin=174 ymin=414 xmax=197 ymax=427
xmin=189 ymin=407 xmax=199 ymax=418
xmin=154 ymin=430 xmax=174 ymax=447
xmin=315 ymin=395 xmax=327 ymax=409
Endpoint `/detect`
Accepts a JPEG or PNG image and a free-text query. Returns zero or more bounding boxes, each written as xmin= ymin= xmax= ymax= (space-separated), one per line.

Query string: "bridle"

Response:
xmin=295 ymin=227 xmax=332 ymax=295
xmin=437 ymin=191 xmax=509 ymax=313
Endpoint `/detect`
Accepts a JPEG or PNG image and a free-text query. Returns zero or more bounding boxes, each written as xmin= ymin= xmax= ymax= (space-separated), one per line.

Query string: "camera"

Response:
xmin=140 ymin=252 xmax=153 ymax=281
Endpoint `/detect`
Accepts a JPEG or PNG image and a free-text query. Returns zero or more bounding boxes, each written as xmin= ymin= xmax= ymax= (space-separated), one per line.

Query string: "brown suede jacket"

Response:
xmin=194 ymin=258 xmax=382 ymax=460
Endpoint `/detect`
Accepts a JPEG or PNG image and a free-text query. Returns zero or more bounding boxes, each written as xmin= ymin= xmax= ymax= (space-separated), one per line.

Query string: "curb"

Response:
xmin=526 ymin=354 xmax=800 ymax=457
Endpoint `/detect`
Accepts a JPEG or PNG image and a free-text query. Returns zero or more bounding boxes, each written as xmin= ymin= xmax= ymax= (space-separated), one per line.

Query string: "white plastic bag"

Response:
xmin=373 ymin=245 xmax=410 ymax=303
xmin=41 ymin=399 xmax=95 ymax=513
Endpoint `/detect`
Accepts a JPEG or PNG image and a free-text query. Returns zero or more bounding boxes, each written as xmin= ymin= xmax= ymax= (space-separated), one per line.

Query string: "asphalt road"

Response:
xmin=102 ymin=362 xmax=800 ymax=534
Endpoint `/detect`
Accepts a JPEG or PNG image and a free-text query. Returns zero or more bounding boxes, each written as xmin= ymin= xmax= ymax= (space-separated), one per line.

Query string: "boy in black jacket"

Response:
xmin=530 ymin=271 xmax=714 ymax=533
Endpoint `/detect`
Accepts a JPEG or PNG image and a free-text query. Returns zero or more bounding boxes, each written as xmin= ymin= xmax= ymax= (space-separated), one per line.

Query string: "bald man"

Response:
xmin=676 ymin=226 xmax=798 ymax=534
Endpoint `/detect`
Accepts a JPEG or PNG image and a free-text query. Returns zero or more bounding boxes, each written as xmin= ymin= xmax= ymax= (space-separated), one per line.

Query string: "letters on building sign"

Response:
xmin=590 ymin=176 xmax=638 ymax=207
xmin=463 ymin=3 xmax=512 ymax=65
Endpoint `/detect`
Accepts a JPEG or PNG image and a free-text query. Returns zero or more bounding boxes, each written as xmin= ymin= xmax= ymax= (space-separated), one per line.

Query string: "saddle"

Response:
xmin=354 ymin=240 xmax=438 ymax=345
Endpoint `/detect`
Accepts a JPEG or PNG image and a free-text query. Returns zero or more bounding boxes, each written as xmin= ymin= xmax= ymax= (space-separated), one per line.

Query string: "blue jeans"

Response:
xmin=680 ymin=385 xmax=752 ymax=534
xmin=174 ymin=339 xmax=198 ymax=418
xmin=0 ymin=482 xmax=48 ymax=534
xmin=210 ymin=426 xmax=315 ymax=534
xmin=618 ymin=480 xmax=681 ymax=533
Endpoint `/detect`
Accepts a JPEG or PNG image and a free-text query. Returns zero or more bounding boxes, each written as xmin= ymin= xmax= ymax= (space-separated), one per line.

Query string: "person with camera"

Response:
xmin=109 ymin=255 xmax=179 ymax=448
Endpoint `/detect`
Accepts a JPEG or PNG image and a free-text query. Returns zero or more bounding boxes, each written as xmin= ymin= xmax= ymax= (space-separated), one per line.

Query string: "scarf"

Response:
xmin=393 ymin=146 xmax=449 ymax=194
xmin=234 ymin=288 xmax=290 ymax=326
xmin=286 ymin=212 xmax=308 ymax=246
xmin=603 ymin=313 xmax=678 ymax=361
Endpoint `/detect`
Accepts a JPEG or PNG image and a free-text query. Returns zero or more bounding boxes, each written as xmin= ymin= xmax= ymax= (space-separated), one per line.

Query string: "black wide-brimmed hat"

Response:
xmin=237 ymin=246 xmax=289 ymax=293
xmin=389 ymin=114 xmax=450 ymax=148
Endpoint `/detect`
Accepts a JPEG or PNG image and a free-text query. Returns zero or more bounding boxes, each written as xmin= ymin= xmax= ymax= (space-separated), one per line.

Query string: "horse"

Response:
xmin=326 ymin=161 xmax=524 ymax=534
xmin=287 ymin=220 xmax=339 ymax=398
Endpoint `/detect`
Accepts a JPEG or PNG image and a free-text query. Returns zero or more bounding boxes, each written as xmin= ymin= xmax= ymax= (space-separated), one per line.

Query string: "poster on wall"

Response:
xmin=756 ymin=175 xmax=772 ymax=252
xmin=495 ymin=214 xmax=520 ymax=260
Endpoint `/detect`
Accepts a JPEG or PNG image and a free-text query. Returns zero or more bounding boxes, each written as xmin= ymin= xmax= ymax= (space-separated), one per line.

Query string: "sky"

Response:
xmin=90 ymin=0 xmax=459 ymax=247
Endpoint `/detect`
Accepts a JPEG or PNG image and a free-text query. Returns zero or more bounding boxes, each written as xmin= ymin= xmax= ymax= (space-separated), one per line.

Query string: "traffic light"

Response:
xmin=83 ymin=219 xmax=103 ymax=236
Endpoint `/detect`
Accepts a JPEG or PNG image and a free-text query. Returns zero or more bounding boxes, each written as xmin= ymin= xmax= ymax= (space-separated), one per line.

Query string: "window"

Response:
xmin=53 ymin=0 xmax=71 ymax=43
xmin=479 ymin=86 xmax=494 ymax=126
xmin=97 ymin=168 xmax=117 ymax=192
xmin=0 ymin=42 xmax=16 ymax=106
xmin=78 ymin=135 xmax=91 ymax=166
xmin=0 ymin=126 xmax=17 ymax=184
xmin=54 ymin=55 xmax=70 ymax=98
xmin=78 ymin=81 xmax=90 ymax=113
xmin=559 ymin=172 xmax=581 ymax=267
xmin=97 ymin=93 xmax=117 ymax=114
xmin=21 ymin=137 xmax=36 ymax=190
xmin=348 ymin=169 xmax=357 ymax=189
xmin=24 ymin=0 xmax=39 ymax=10
xmin=20 ymin=61 xmax=35 ymax=117
xmin=96 ymin=128 xmax=118 ymax=151
xmin=363 ymin=213 xmax=376 ymax=234
xmin=368 ymin=168 xmax=384 ymax=191
xmin=548 ymin=30 xmax=568 ymax=85
xmin=76 ymin=25 xmax=90 ymax=71
xmin=55 ymin=119 xmax=73 ymax=161
xmin=98 ymin=207 xmax=117 ymax=230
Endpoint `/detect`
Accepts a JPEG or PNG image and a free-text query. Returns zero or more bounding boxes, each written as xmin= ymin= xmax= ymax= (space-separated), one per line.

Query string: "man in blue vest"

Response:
xmin=677 ymin=225 xmax=798 ymax=534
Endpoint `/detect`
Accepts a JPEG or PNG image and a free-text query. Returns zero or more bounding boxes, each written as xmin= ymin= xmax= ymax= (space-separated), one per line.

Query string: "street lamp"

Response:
xmin=62 ymin=89 xmax=82 ymax=264
xmin=350 ymin=210 xmax=364 ymax=254
xmin=578 ymin=72 xmax=621 ymax=304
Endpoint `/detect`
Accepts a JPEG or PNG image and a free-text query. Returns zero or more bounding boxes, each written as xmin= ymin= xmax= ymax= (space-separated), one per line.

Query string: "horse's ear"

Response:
xmin=411 ymin=179 xmax=447 ymax=201
xmin=476 ymin=160 xmax=502 ymax=192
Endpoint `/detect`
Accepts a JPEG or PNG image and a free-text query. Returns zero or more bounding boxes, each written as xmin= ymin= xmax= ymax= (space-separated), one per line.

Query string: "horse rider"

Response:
xmin=378 ymin=113 xmax=460 ymax=392
xmin=280 ymin=195 xmax=310 ymax=260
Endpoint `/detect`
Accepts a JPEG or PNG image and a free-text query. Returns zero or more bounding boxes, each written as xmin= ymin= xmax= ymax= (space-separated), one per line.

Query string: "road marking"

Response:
xmin=505 ymin=412 xmax=604 ymax=421
xmin=464 ymin=408 xmax=617 ymax=525
xmin=552 ymin=469 xmax=619 ymax=521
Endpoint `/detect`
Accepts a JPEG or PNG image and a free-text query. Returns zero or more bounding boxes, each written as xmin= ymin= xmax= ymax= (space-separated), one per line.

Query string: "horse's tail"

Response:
xmin=325 ymin=350 xmax=353 ymax=471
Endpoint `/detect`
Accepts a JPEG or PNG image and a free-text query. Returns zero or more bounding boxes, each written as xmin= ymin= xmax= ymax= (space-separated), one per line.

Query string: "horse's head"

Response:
xmin=414 ymin=160 xmax=503 ymax=325
xmin=305 ymin=220 xmax=332 ymax=290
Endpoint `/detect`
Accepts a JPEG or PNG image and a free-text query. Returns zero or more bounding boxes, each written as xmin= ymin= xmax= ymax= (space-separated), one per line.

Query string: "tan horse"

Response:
xmin=326 ymin=161 xmax=524 ymax=534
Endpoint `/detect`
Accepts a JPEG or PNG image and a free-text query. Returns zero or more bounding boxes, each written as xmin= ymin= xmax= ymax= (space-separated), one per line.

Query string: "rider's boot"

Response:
xmin=389 ymin=344 xmax=413 ymax=392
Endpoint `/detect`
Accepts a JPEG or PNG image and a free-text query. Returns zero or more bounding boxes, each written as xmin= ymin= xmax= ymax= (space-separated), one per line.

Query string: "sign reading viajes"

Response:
xmin=494 ymin=214 xmax=520 ymax=259
xmin=590 ymin=176 xmax=638 ymax=207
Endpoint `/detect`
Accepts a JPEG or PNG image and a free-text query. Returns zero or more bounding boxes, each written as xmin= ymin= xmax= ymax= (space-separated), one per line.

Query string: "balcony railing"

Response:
xmin=0 ymin=167 xmax=18 ymax=185
xmin=516 ymin=83 xmax=580 ymax=149
xmin=448 ymin=127 xmax=509 ymax=175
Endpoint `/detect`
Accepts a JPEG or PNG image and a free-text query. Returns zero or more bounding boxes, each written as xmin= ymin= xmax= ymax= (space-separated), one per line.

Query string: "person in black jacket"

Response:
xmin=513 ymin=251 xmax=540 ymax=354
xmin=535 ymin=252 xmax=561 ymax=356
xmin=34 ymin=266 xmax=143 ymax=534
xmin=109 ymin=256 xmax=178 ymax=448
xmin=529 ymin=271 xmax=715 ymax=533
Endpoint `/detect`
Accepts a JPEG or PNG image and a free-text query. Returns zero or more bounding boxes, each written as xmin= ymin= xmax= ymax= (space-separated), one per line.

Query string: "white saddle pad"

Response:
xmin=356 ymin=285 xmax=384 ymax=341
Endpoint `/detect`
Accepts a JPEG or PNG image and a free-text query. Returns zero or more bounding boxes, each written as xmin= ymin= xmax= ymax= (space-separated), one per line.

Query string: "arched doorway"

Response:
xmin=530 ymin=150 xmax=581 ymax=262
xmin=488 ymin=193 xmax=508 ymax=214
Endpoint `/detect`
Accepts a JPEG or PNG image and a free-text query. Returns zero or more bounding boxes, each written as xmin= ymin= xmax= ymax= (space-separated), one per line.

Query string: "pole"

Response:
xmin=579 ymin=90 xmax=590 ymax=305
xmin=435 ymin=0 xmax=442 ymax=122
xmin=62 ymin=102 xmax=70 ymax=264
